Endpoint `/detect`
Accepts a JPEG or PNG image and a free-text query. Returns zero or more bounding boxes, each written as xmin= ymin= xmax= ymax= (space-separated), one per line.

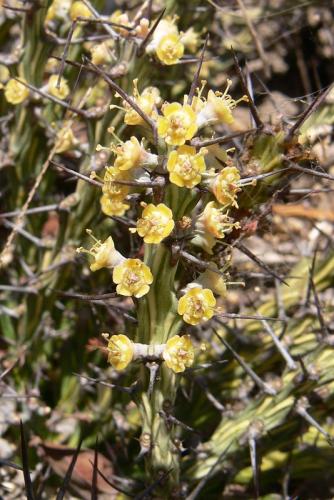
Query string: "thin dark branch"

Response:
xmin=214 ymin=331 xmax=276 ymax=395
xmin=187 ymin=34 xmax=209 ymax=105
xmin=231 ymin=47 xmax=263 ymax=128
xmin=51 ymin=160 xmax=102 ymax=187
xmin=137 ymin=9 xmax=166 ymax=56
xmin=56 ymin=439 xmax=83 ymax=500
xmin=134 ymin=469 xmax=173 ymax=500
xmin=286 ymin=85 xmax=332 ymax=140
xmin=191 ymin=128 xmax=256 ymax=147
xmin=235 ymin=243 xmax=288 ymax=285
xmin=20 ymin=421 xmax=35 ymax=500
xmin=91 ymin=439 xmax=98 ymax=500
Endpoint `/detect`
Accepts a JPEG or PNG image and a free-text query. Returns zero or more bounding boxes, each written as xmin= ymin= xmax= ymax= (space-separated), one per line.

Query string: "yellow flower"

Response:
xmin=156 ymin=33 xmax=184 ymax=65
xmin=199 ymin=201 xmax=240 ymax=239
xmin=100 ymin=194 xmax=130 ymax=217
xmin=54 ymin=126 xmax=77 ymax=153
xmin=167 ymin=145 xmax=206 ymax=188
xmin=178 ymin=286 xmax=216 ymax=325
xmin=76 ymin=232 xmax=125 ymax=272
xmin=133 ymin=203 xmax=174 ymax=244
xmin=110 ymin=10 xmax=131 ymax=36
xmin=197 ymin=80 xmax=248 ymax=128
xmin=180 ymin=27 xmax=201 ymax=53
xmin=163 ymin=335 xmax=194 ymax=373
xmin=46 ymin=0 xmax=71 ymax=22
xmin=101 ymin=166 xmax=130 ymax=197
xmin=210 ymin=166 xmax=241 ymax=207
xmin=69 ymin=1 xmax=92 ymax=20
xmin=113 ymin=137 xmax=147 ymax=171
xmin=90 ymin=42 xmax=114 ymax=65
xmin=107 ymin=334 xmax=134 ymax=371
xmin=197 ymin=265 xmax=227 ymax=297
xmin=113 ymin=259 xmax=153 ymax=298
xmin=47 ymin=75 xmax=70 ymax=100
xmin=114 ymin=80 xmax=160 ymax=126
xmin=157 ymin=102 xmax=198 ymax=146
xmin=4 ymin=78 xmax=29 ymax=105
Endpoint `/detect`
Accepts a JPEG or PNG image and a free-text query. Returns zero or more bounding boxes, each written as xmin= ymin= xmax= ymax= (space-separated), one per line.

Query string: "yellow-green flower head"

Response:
xmin=178 ymin=286 xmax=216 ymax=325
xmin=102 ymin=166 xmax=130 ymax=198
xmin=47 ymin=75 xmax=70 ymax=100
xmin=113 ymin=259 xmax=153 ymax=298
xmin=116 ymin=80 xmax=159 ymax=126
xmin=90 ymin=42 xmax=114 ymax=65
xmin=46 ymin=0 xmax=71 ymax=22
xmin=197 ymin=80 xmax=248 ymax=128
xmin=76 ymin=232 xmax=125 ymax=272
xmin=54 ymin=126 xmax=78 ymax=153
xmin=69 ymin=1 xmax=92 ymax=20
xmin=199 ymin=201 xmax=240 ymax=239
xmin=197 ymin=265 xmax=227 ymax=297
xmin=100 ymin=194 xmax=130 ymax=217
xmin=4 ymin=78 xmax=29 ymax=105
xmin=132 ymin=203 xmax=174 ymax=244
xmin=163 ymin=335 xmax=195 ymax=373
xmin=157 ymin=102 xmax=198 ymax=146
xmin=146 ymin=17 xmax=183 ymax=65
xmin=180 ymin=27 xmax=201 ymax=53
xmin=156 ymin=34 xmax=184 ymax=65
xmin=112 ymin=137 xmax=152 ymax=171
xmin=210 ymin=166 xmax=241 ymax=207
xmin=109 ymin=10 xmax=131 ymax=36
xmin=167 ymin=145 xmax=206 ymax=188
xmin=107 ymin=334 xmax=134 ymax=371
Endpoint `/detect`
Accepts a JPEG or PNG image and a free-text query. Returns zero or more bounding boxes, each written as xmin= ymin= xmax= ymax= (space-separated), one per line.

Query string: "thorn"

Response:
xmin=12 ymin=78 xmax=88 ymax=118
xmin=146 ymin=361 xmax=160 ymax=398
xmin=295 ymin=399 xmax=334 ymax=446
xmin=285 ymin=158 xmax=334 ymax=182
xmin=94 ymin=465 xmax=135 ymax=497
xmin=304 ymin=245 xmax=318 ymax=308
xmin=20 ymin=421 xmax=35 ymax=500
xmin=216 ymin=312 xmax=284 ymax=322
xmin=91 ymin=438 xmax=98 ymax=500
xmin=186 ymin=442 xmax=233 ymax=500
xmin=137 ymin=8 xmax=166 ymax=56
xmin=235 ymin=242 xmax=289 ymax=286
xmin=191 ymin=128 xmax=256 ymax=147
xmin=51 ymin=160 xmax=103 ymax=187
xmin=56 ymin=439 xmax=83 ymax=500
xmin=261 ymin=320 xmax=297 ymax=370
xmin=56 ymin=20 xmax=77 ymax=89
xmin=187 ymin=34 xmax=209 ymax=105
xmin=134 ymin=469 xmax=173 ymax=500
xmin=285 ymin=85 xmax=333 ymax=141
xmin=85 ymin=59 xmax=158 ymax=144
xmin=310 ymin=277 xmax=330 ymax=340
xmin=249 ymin=436 xmax=260 ymax=499
xmin=159 ymin=409 xmax=197 ymax=433
xmin=73 ymin=372 xmax=139 ymax=395
xmin=214 ymin=331 xmax=277 ymax=396
xmin=230 ymin=47 xmax=263 ymax=129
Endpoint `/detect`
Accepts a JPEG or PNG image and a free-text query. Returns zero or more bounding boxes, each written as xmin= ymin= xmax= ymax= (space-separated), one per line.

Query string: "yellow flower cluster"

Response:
xmin=107 ymin=334 xmax=134 ymax=371
xmin=99 ymin=166 xmax=130 ymax=217
xmin=47 ymin=75 xmax=70 ymax=100
xmin=163 ymin=335 xmax=194 ymax=373
xmin=146 ymin=17 xmax=184 ymax=66
xmin=167 ymin=145 xmax=206 ymax=188
xmin=114 ymin=80 xmax=160 ymax=126
xmin=209 ymin=166 xmax=241 ymax=207
xmin=4 ymin=79 xmax=29 ymax=105
xmin=106 ymin=334 xmax=195 ymax=373
xmin=178 ymin=286 xmax=216 ymax=325
xmin=131 ymin=203 xmax=174 ymax=244
xmin=113 ymin=259 xmax=153 ymax=298
xmin=77 ymin=234 xmax=153 ymax=298
xmin=76 ymin=232 xmax=125 ymax=272
xmin=157 ymin=102 xmax=197 ymax=146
